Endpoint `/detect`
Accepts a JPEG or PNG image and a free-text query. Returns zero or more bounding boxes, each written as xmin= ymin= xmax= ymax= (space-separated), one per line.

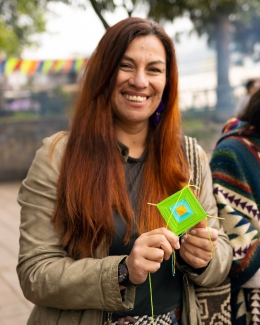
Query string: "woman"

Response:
xmin=17 ymin=17 xmax=232 ymax=325
xmin=210 ymin=89 xmax=260 ymax=324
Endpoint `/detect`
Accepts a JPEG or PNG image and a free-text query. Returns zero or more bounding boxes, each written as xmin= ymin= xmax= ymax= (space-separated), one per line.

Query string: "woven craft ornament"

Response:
xmin=155 ymin=186 xmax=207 ymax=235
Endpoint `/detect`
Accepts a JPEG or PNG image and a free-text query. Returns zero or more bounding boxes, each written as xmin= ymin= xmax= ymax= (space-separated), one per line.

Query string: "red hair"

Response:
xmin=51 ymin=17 xmax=189 ymax=259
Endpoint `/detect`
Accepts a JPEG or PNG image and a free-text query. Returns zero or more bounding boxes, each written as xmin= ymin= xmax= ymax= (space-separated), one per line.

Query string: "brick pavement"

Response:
xmin=0 ymin=182 xmax=33 ymax=325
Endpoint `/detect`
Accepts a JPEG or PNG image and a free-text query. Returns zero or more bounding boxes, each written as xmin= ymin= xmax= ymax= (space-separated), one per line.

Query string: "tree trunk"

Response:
xmin=214 ymin=15 xmax=233 ymax=122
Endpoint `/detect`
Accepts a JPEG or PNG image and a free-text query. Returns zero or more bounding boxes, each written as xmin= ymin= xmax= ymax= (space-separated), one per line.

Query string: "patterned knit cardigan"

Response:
xmin=210 ymin=118 xmax=260 ymax=325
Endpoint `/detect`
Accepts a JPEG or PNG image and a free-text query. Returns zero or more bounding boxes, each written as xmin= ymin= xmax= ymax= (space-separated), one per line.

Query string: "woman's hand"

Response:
xmin=125 ymin=228 xmax=180 ymax=285
xmin=179 ymin=218 xmax=218 ymax=269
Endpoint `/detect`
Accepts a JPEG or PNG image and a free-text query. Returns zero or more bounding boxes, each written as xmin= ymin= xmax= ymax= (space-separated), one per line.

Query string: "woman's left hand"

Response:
xmin=179 ymin=219 xmax=218 ymax=269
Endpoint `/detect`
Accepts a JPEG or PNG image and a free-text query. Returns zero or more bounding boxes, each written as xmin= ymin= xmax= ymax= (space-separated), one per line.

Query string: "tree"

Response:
xmin=148 ymin=0 xmax=260 ymax=120
xmin=0 ymin=0 xmax=70 ymax=57
xmin=88 ymin=0 xmax=260 ymax=121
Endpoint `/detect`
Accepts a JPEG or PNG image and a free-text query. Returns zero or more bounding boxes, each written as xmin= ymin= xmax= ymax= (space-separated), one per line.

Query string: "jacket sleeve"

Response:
xmin=180 ymin=145 xmax=233 ymax=287
xmin=210 ymin=139 xmax=260 ymax=291
xmin=17 ymin=133 xmax=135 ymax=311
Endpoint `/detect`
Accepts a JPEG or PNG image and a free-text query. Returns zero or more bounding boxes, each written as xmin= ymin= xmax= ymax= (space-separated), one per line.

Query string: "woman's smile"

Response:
xmin=122 ymin=93 xmax=148 ymax=103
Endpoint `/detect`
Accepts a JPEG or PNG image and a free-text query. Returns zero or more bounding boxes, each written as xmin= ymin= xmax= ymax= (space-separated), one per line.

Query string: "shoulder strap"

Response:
xmin=184 ymin=136 xmax=202 ymax=196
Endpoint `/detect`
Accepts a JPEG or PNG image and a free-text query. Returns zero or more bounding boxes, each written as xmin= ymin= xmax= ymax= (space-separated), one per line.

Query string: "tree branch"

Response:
xmin=88 ymin=0 xmax=110 ymax=30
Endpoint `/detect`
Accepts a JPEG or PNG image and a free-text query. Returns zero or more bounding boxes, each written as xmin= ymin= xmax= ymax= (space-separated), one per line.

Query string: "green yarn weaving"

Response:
xmin=157 ymin=186 xmax=207 ymax=235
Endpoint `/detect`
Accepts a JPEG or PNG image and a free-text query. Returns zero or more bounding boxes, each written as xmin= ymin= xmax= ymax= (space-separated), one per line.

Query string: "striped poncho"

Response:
xmin=210 ymin=118 xmax=260 ymax=325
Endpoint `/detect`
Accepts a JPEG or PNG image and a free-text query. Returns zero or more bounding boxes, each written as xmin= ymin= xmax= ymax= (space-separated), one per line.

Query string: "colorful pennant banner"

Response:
xmin=0 ymin=58 xmax=89 ymax=76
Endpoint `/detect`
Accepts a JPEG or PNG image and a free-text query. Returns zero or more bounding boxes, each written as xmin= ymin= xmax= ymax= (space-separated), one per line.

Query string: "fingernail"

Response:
xmin=191 ymin=229 xmax=197 ymax=235
xmin=175 ymin=242 xmax=180 ymax=250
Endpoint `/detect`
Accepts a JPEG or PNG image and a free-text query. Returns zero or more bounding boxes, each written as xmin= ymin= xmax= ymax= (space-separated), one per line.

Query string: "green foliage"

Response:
xmin=0 ymin=19 xmax=20 ymax=55
xmin=0 ymin=0 xmax=45 ymax=56
xmin=0 ymin=0 xmax=70 ymax=56
xmin=232 ymin=2 xmax=260 ymax=60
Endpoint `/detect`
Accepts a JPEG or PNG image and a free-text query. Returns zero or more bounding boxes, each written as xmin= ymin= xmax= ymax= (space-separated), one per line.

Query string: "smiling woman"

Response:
xmin=16 ymin=17 xmax=232 ymax=325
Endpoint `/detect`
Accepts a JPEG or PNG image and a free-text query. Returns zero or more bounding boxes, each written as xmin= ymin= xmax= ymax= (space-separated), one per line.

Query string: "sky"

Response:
xmin=23 ymin=2 xmax=107 ymax=60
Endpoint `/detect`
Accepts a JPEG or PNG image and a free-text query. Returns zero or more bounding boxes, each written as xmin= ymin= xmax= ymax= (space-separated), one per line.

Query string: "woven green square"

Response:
xmin=157 ymin=186 xmax=207 ymax=235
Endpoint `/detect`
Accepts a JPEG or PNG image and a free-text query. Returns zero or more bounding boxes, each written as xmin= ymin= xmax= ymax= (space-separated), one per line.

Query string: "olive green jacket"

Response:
xmin=17 ymin=132 xmax=232 ymax=325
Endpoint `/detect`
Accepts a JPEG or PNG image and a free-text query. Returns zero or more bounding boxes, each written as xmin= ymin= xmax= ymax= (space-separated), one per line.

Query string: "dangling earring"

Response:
xmin=153 ymin=102 xmax=165 ymax=126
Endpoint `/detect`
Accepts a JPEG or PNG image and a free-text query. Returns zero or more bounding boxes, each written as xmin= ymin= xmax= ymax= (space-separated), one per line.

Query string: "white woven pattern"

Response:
xmin=112 ymin=312 xmax=172 ymax=325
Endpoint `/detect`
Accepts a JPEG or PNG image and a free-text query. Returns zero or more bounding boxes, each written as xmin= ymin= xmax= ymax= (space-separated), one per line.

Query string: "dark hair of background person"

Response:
xmin=51 ymin=17 xmax=189 ymax=259
xmin=246 ymin=79 xmax=257 ymax=93
xmin=238 ymin=88 xmax=260 ymax=130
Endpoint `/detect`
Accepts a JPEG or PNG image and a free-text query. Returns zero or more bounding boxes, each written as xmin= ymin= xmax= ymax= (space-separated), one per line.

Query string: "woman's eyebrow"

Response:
xmin=122 ymin=55 xmax=166 ymax=66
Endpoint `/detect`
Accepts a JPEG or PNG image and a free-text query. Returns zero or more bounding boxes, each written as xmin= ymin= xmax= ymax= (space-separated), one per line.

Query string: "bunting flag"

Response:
xmin=0 ymin=57 xmax=88 ymax=76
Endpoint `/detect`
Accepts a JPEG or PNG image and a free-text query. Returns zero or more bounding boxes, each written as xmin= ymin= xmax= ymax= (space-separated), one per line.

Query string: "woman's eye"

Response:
xmin=120 ymin=63 xmax=132 ymax=69
xmin=150 ymin=67 xmax=161 ymax=73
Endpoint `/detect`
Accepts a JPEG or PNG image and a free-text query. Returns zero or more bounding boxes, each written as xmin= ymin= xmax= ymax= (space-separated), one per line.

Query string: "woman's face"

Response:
xmin=111 ymin=35 xmax=167 ymax=129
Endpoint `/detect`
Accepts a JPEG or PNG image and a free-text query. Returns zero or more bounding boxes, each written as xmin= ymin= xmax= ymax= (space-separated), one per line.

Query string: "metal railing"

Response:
xmin=0 ymin=84 xmax=245 ymax=120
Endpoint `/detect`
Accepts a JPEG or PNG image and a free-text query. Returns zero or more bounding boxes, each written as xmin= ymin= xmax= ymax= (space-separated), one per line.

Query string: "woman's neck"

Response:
xmin=115 ymin=122 xmax=148 ymax=158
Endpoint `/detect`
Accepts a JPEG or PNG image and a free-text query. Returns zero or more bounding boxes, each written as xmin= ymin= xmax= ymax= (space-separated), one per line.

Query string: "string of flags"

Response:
xmin=0 ymin=57 xmax=89 ymax=76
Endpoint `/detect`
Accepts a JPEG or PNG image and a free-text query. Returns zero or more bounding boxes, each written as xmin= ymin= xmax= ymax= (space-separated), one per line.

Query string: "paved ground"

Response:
xmin=0 ymin=182 xmax=33 ymax=325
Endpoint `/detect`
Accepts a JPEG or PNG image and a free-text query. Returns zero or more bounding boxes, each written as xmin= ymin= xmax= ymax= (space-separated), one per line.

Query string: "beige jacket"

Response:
xmin=17 ymin=132 xmax=232 ymax=325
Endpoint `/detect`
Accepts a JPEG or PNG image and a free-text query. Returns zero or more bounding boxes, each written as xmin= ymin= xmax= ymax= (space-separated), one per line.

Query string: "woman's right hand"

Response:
xmin=125 ymin=228 xmax=180 ymax=285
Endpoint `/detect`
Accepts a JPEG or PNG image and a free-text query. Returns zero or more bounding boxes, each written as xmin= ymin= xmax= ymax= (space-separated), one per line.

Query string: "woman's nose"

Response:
xmin=129 ymin=71 xmax=149 ymax=88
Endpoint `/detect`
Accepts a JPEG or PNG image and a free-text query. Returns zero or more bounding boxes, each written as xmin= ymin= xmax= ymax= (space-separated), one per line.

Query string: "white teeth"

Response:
xmin=124 ymin=94 xmax=147 ymax=102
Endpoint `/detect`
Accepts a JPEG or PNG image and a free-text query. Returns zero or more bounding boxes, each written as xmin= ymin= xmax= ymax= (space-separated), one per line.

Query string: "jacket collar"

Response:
xmin=117 ymin=141 xmax=147 ymax=162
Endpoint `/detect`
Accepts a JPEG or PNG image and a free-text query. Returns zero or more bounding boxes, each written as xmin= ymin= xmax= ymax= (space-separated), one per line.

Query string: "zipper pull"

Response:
xmin=104 ymin=312 xmax=113 ymax=325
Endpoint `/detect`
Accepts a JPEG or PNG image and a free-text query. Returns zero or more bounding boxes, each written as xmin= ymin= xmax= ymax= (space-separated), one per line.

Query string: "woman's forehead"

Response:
xmin=124 ymin=35 xmax=166 ymax=60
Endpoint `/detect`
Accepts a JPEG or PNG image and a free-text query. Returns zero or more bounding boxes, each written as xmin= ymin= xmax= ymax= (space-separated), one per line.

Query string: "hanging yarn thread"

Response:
xmin=148 ymin=273 xmax=155 ymax=325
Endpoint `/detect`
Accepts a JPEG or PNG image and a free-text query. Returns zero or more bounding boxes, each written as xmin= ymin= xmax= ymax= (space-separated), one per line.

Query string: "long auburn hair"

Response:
xmin=51 ymin=17 xmax=189 ymax=259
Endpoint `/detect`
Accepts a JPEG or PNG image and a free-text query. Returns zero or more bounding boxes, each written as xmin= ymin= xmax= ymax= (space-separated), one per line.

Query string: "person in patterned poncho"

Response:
xmin=210 ymin=89 xmax=260 ymax=325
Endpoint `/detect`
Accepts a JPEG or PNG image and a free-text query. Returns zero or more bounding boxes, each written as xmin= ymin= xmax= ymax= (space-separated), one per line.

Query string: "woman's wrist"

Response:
xmin=118 ymin=257 xmax=137 ymax=287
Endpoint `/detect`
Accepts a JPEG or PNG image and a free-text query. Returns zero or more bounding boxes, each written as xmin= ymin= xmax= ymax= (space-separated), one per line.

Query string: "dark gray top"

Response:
xmin=110 ymin=142 xmax=182 ymax=317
